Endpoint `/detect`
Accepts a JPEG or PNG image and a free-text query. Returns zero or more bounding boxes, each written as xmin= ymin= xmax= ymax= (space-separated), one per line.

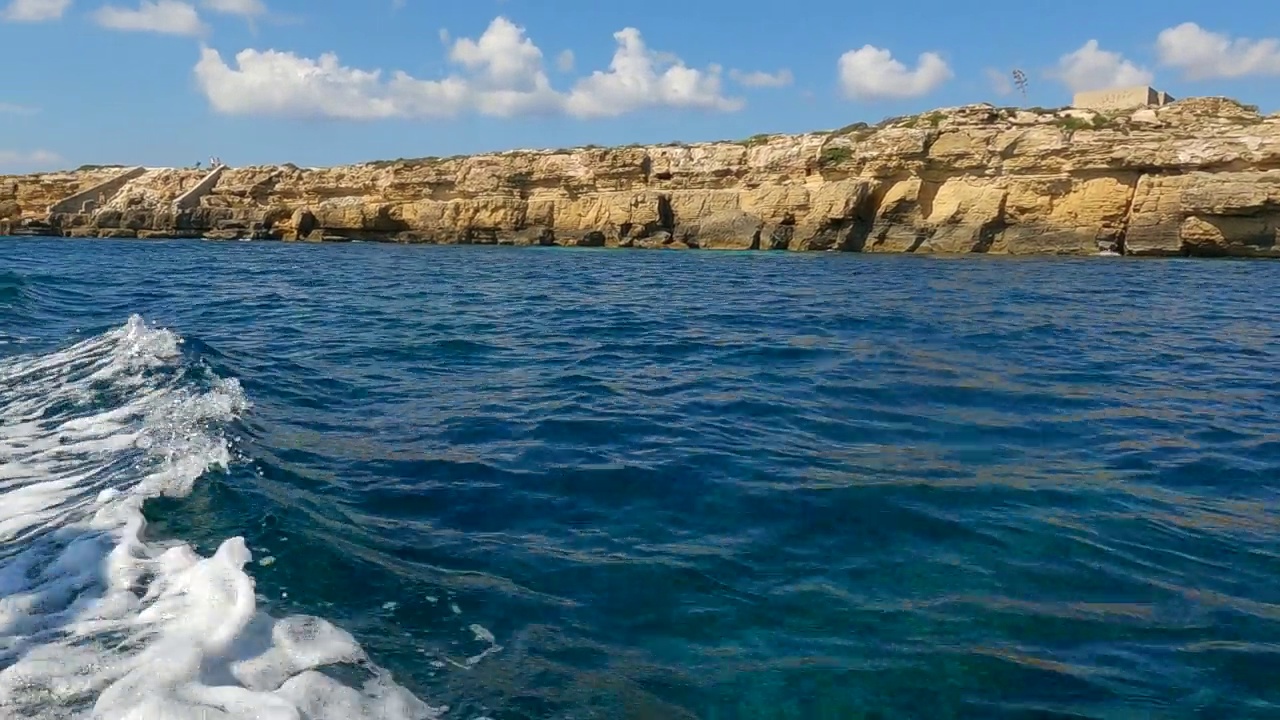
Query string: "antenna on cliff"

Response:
xmin=1012 ymin=69 xmax=1028 ymax=100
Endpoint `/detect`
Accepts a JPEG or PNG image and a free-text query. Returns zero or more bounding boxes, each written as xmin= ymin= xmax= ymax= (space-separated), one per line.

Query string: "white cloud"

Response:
xmin=556 ymin=49 xmax=574 ymax=72
xmin=0 ymin=149 xmax=62 ymax=171
xmin=837 ymin=45 xmax=951 ymax=100
xmin=564 ymin=28 xmax=741 ymax=117
xmin=1156 ymin=22 xmax=1280 ymax=80
xmin=448 ymin=16 xmax=546 ymax=88
xmin=985 ymin=68 xmax=1013 ymax=96
xmin=0 ymin=102 xmax=39 ymax=114
xmin=194 ymin=48 xmax=458 ymax=120
xmin=1052 ymin=40 xmax=1153 ymax=92
xmin=444 ymin=16 xmax=561 ymax=116
xmin=1 ymin=0 xmax=70 ymax=21
xmin=729 ymin=68 xmax=794 ymax=88
xmin=202 ymin=0 xmax=264 ymax=16
xmin=194 ymin=16 xmax=746 ymax=121
xmin=95 ymin=0 xmax=205 ymax=35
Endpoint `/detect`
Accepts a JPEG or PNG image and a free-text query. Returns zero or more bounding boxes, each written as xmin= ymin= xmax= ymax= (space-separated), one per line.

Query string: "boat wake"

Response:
xmin=0 ymin=315 xmax=438 ymax=719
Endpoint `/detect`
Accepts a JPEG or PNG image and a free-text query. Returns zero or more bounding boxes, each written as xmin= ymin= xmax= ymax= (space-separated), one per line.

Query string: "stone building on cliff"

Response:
xmin=3 ymin=96 xmax=1276 ymax=257
xmin=1073 ymin=85 xmax=1175 ymax=111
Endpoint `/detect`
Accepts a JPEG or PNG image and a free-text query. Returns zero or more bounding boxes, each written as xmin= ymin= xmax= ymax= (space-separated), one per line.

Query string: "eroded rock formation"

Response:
xmin=3 ymin=97 xmax=1278 ymax=256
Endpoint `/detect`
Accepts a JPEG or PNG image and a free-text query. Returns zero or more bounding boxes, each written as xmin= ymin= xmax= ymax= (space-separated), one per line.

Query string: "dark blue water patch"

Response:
xmin=0 ymin=268 xmax=27 ymax=309
xmin=5 ymin=237 xmax=1280 ymax=718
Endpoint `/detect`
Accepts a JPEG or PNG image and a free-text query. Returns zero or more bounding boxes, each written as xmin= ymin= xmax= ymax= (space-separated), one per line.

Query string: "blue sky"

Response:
xmin=0 ymin=0 xmax=1276 ymax=171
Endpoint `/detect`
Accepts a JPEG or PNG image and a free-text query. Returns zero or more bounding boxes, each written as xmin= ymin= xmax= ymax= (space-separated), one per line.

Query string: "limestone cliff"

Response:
xmin=3 ymin=97 xmax=1279 ymax=256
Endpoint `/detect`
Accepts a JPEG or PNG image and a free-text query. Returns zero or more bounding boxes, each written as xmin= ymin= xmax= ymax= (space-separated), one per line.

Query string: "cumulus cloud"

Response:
xmin=837 ymin=45 xmax=951 ymax=100
xmin=729 ymin=68 xmax=794 ymax=88
xmin=449 ymin=16 xmax=549 ymax=88
xmin=984 ymin=68 xmax=1014 ymax=96
xmin=556 ymin=49 xmax=574 ymax=72
xmin=94 ymin=0 xmax=206 ymax=35
xmin=0 ymin=149 xmax=62 ymax=171
xmin=1156 ymin=22 xmax=1280 ymax=80
xmin=1 ymin=0 xmax=70 ymax=21
xmin=202 ymin=0 xmax=264 ymax=16
xmin=1052 ymin=39 xmax=1153 ymax=92
xmin=564 ymin=28 xmax=741 ymax=117
xmin=444 ymin=16 xmax=562 ymax=116
xmin=194 ymin=16 xmax=746 ymax=120
xmin=194 ymin=48 xmax=457 ymax=120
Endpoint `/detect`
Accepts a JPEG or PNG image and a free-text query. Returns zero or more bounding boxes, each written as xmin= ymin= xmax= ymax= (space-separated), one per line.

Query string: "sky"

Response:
xmin=0 ymin=0 xmax=1277 ymax=171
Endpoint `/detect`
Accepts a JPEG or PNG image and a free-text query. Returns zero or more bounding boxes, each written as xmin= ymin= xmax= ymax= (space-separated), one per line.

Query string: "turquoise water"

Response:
xmin=2 ymin=238 xmax=1279 ymax=719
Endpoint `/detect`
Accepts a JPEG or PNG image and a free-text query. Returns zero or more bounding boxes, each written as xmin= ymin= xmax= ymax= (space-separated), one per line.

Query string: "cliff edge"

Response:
xmin=3 ymin=97 xmax=1279 ymax=256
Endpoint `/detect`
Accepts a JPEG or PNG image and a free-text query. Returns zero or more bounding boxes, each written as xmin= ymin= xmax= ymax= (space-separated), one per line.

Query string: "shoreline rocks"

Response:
xmin=3 ymin=97 xmax=1279 ymax=257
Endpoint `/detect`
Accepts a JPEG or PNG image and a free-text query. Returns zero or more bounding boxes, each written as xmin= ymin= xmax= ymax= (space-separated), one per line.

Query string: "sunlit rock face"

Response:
xmin=4 ymin=97 xmax=1278 ymax=257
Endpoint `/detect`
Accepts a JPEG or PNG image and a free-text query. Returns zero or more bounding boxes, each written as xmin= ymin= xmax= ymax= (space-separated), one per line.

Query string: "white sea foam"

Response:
xmin=0 ymin=315 xmax=440 ymax=719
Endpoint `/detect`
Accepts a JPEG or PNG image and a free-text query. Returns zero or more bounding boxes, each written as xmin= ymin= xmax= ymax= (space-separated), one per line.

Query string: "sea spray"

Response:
xmin=0 ymin=316 xmax=438 ymax=720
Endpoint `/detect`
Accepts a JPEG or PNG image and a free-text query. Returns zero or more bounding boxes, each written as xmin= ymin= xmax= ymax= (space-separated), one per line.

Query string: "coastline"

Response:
xmin=3 ymin=96 xmax=1279 ymax=257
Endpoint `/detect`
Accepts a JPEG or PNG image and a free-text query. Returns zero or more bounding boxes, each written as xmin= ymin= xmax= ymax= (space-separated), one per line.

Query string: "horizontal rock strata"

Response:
xmin=2 ymin=97 xmax=1278 ymax=256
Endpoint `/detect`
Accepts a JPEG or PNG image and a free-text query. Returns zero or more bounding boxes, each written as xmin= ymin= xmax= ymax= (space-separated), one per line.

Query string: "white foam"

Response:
xmin=0 ymin=315 xmax=440 ymax=719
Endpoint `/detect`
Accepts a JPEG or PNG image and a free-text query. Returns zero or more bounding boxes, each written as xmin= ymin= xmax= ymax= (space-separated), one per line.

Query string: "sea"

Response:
xmin=1 ymin=237 xmax=1278 ymax=720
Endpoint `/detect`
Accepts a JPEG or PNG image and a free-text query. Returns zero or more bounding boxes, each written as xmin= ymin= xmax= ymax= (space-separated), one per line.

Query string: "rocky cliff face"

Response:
xmin=3 ymin=97 xmax=1279 ymax=256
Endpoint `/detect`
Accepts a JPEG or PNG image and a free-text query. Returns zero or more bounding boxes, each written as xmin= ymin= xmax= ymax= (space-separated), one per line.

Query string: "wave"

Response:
xmin=0 ymin=316 xmax=439 ymax=719
xmin=0 ymin=270 xmax=28 ymax=311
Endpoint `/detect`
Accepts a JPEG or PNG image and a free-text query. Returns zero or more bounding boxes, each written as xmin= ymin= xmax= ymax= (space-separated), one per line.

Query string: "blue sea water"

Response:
xmin=2 ymin=237 xmax=1279 ymax=719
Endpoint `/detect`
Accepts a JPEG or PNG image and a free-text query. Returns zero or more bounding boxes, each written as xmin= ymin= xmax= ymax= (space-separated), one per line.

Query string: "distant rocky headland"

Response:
xmin=3 ymin=97 xmax=1278 ymax=256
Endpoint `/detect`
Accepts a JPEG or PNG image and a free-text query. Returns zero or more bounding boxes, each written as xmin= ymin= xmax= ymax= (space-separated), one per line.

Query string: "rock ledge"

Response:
xmin=3 ymin=97 xmax=1278 ymax=257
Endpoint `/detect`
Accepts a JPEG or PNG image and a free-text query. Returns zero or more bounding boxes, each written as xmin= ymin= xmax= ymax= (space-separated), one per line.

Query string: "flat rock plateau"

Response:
xmin=3 ymin=97 xmax=1278 ymax=256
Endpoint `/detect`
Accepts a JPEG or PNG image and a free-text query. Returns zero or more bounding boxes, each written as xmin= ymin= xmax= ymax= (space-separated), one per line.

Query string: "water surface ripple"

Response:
xmin=2 ymin=238 xmax=1280 ymax=719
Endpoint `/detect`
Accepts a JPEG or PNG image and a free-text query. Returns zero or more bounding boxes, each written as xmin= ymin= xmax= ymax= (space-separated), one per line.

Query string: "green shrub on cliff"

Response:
xmin=1226 ymin=104 xmax=1263 ymax=124
xmin=835 ymin=122 xmax=869 ymax=135
xmin=366 ymin=157 xmax=444 ymax=168
xmin=884 ymin=111 xmax=945 ymax=130
xmin=1052 ymin=116 xmax=1094 ymax=132
xmin=818 ymin=146 xmax=853 ymax=167
xmin=833 ymin=122 xmax=875 ymax=142
xmin=1044 ymin=111 xmax=1123 ymax=130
